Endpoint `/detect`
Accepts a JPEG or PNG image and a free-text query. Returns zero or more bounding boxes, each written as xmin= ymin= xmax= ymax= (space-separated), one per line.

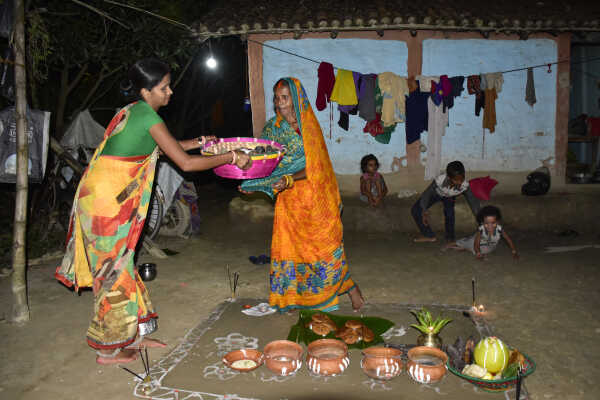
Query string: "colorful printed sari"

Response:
xmin=56 ymin=103 xmax=159 ymax=350
xmin=241 ymin=78 xmax=355 ymax=312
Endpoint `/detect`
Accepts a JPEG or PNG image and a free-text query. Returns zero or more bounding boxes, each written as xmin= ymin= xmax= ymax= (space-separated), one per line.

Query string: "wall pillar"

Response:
xmin=247 ymin=34 xmax=266 ymax=137
xmin=554 ymin=33 xmax=571 ymax=183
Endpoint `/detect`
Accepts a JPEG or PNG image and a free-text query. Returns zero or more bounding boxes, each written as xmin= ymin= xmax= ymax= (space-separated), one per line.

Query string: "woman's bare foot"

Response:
xmin=127 ymin=337 xmax=167 ymax=349
xmin=96 ymin=348 xmax=138 ymax=365
xmin=348 ymin=286 xmax=365 ymax=312
xmin=414 ymin=236 xmax=437 ymax=243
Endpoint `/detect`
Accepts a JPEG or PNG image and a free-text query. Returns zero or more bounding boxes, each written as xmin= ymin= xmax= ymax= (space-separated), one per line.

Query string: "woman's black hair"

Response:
xmin=360 ymin=154 xmax=379 ymax=173
xmin=446 ymin=160 xmax=465 ymax=178
xmin=120 ymin=58 xmax=170 ymax=100
xmin=476 ymin=205 xmax=502 ymax=224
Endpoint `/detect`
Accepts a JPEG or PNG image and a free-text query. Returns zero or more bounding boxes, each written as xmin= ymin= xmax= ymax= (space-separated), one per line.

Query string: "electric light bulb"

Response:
xmin=206 ymin=56 xmax=217 ymax=69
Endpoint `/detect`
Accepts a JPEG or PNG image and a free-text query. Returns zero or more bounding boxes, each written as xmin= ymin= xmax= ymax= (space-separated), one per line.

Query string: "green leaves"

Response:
xmin=410 ymin=308 xmax=452 ymax=335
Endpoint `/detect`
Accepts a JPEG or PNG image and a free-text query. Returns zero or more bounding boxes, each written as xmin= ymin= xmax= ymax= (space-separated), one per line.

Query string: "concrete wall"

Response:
xmin=247 ymin=31 xmax=570 ymax=193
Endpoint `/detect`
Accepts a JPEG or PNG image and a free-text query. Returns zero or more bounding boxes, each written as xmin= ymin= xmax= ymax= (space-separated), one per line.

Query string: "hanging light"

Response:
xmin=205 ymin=40 xmax=218 ymax=70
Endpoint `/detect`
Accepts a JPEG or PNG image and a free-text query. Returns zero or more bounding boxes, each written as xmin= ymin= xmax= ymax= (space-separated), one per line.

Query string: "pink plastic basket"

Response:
xmin=201 ymin=137 xmax=285 ymax=179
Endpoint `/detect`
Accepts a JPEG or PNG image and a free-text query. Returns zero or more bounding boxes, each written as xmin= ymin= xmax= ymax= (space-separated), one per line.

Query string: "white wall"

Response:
xmin=263 ymin=38 xmax=408 ymax=174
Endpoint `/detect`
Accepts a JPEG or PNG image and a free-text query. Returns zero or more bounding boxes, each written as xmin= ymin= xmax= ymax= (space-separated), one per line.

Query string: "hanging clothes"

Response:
xmin=416 ymin=75 xmax=439 ymax=92
xmin=363 ymin=76 xmax=396 ymax=144
xmin=483 ymin=88 xmax=497 ymax=133
xmin=363 ymin=113 xmax=384 ymax=137
xmin=358 ymin=73 xmax=377 ymax=122
xmin=525 ymin=67 xmax=536 ymax=107
xmin=330 ymin=69 xmax=358 ymax=106
xmin=378 ymin=72 xmax=408 ymax=127
xmin=405 ymin=84 xmax=429 ymax=145
xmin=425 ymin=97 xmax=449 ymax=180
xmin=443 ymin=76 xmax=465 ymax=112
xmin=315 ymin=62 xmax=335 ymax=111
xmin=467 ymin=75 xmax=485 ymax=116
xmin=483 ymin=72 xmax=504 ymax=93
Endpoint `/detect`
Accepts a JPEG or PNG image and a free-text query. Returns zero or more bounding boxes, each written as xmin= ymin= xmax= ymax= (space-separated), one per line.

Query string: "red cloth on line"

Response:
xmin=315 ymin=62 xmax=335 ymax=111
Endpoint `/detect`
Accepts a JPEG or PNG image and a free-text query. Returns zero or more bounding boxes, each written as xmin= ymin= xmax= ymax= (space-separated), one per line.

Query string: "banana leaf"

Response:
xmin=287 ymin=310 xmax=394 ymax=349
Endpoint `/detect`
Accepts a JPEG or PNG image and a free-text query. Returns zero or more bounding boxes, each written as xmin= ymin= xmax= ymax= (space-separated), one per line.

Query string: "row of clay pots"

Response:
xmin=225 ymin=339 xmax=448 ymax=383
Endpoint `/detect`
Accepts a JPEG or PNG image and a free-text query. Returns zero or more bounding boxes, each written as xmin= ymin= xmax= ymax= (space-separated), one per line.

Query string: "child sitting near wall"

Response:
xmin=412 ymin=160 xmax=480 ymax=242
xmin=444 ymin=205 xmax=519 ymax=259
xmin=359 ymin=154 xmax=388 ymax=207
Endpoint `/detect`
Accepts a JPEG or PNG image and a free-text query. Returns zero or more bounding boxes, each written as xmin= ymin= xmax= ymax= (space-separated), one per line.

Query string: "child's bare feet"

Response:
xmin=414 ymin=236 xmax=437 ymax=243
xmin=96 ymin=348 xmax=138 ymax=365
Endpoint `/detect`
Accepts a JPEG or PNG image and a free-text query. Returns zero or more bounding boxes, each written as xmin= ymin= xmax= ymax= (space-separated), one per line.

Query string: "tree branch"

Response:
xmin=66 ymin=63 xmax=88 ymax=94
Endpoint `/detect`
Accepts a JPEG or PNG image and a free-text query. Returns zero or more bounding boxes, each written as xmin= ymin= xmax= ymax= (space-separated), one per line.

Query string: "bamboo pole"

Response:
xmin=11 ymin=0 xmax=30 ymax=323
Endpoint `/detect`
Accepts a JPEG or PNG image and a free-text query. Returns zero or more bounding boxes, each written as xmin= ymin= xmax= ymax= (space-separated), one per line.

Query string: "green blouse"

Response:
xmin=101 ymin=101 xmax=162 ymax=157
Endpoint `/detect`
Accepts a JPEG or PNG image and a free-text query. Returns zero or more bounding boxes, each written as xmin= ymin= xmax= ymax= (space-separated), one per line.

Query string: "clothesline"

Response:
xmin=248 ymin=38 xmax=600 ymax=75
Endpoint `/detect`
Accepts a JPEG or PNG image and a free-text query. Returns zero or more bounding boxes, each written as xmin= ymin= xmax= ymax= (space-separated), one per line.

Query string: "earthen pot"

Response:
xmin=407 ymin=346 xmax=448 ymax=384
xmin=306 ymin=339 xmax=349 ymax=376
xmin=222 ymin=349 xmax=264 ymax=372
xmin=360 ymin=346 xmax=403 ymax=380
xmin=263 ymin=340 xmax=303 ymax=376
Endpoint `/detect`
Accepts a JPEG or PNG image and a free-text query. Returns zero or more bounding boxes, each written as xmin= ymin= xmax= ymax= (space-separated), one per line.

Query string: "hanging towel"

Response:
xmin=405 ymin=86 xmax=430 ymax=144
xmin=315 ymin=62 xmax=335 ymax=111
xmin=416 ymin=75 xmax=439 ymax=92
xmin=425 ymin=97 xmax=449 ymax=180
xmin=483 ymin=88 xmax=497 ymax=133
xmin=330 ymin=69 xmax=358 ymax=106
xmin=363 ymin=113 xmax=384 ymax=137
xmin=525 ymin=67 xmax=536 ymax=107
xmin=483 ymin=72 xmax=504 ymax=93
xmin=378 ymin=72 xmax=408 ymax=126
xmin=358 ymin=73 xmax=377 ymax=122
xmin=467 ymin=75 xmax=485 ymax=116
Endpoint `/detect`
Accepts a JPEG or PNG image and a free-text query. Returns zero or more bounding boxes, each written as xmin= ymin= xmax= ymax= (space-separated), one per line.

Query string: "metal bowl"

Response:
xmin=138 ymin=263 xmax=157 ymax=281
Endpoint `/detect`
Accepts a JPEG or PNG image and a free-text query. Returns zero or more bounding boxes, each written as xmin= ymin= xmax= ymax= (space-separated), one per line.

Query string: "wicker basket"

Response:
xmin=201 ymin=137 xmax=285 ymax=179
xmin=446 ymin=352 xmax=536 ymax=392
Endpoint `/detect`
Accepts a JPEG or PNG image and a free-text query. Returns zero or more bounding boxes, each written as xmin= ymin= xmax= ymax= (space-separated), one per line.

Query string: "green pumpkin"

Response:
xmin=474 ymin=337 xmax=510 ymax=374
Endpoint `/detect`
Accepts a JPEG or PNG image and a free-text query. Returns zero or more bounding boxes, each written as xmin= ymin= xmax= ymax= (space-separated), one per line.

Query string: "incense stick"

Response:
xmin=120 ymin=366 xmax=144 ymax=381
xmin=472 ymin=277 xmax=476 ymax=307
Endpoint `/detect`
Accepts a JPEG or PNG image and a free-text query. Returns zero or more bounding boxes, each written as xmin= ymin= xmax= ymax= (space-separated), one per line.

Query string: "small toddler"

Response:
xmin=359 ymin=154 xmax=388 ymax=207
xmin=445 ymin=205 xmax=519 ymax=259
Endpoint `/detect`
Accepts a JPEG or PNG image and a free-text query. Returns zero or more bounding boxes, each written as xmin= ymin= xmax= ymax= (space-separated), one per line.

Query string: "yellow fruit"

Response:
xmin=474 ymin=337 xmax=510 ymax=374
xmin=483 ymin=372 xmax=493 ymax=380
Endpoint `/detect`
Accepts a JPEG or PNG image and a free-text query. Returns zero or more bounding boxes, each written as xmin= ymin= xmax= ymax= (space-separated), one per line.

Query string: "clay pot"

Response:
xmin=306 ymin=339 xmax=349 ymax=376
xmin=360 ymin=346 xmax=403 ymax=380
xmin=222 ymin=349 xmax=264 ymax=372
xmin=263 ymin=340 xmax=303 ymax=376
xmin=407 ymin=346 xmax=448 ymax=384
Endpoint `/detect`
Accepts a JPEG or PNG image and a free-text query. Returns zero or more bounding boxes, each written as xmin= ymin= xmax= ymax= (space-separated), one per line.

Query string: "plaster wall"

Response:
xmin=421 ymin=38 xmax=557 ymax=172
xmin=262 ymin=37 xmax=408 ymax=175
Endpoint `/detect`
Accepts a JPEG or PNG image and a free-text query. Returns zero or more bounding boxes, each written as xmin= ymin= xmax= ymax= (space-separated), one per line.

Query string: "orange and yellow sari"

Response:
xmin=242 ymin=78 xmax=355 ymax=312
xmin=55 ymin=103 xmax=158 ymax=350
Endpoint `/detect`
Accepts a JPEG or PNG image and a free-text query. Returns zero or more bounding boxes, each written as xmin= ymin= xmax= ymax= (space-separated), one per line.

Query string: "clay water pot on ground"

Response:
xmin=360 ymin=346 xmax=403 ymax=380
xmin=407 ymin=346 xmax=448 ymax=384
xmin=306 ymin=339 xmax=349 ymax=376
xmin=138 ymin=263 xmax=157 ymax=281
xmin=263 ymin=340 xmax=303 ymax=376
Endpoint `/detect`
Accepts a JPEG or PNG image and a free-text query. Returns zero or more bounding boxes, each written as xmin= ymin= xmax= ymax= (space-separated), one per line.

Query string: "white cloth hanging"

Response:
xmin=424 ymin=98 xmax=449 ymax=180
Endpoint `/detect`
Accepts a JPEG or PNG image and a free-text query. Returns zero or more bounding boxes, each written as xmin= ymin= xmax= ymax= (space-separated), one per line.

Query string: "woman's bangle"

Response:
xmin=285 ymin=174 xmax=294 ymax=188
xmin=511 ymin=250 xmax=517 ymax=254
xmin=230 ymin=150 xmax=237 ymax=165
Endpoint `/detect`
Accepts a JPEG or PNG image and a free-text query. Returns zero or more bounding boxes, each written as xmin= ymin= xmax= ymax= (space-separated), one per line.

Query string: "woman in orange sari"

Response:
xmin=240 ymin=78 xmax=364 ymax=313
xmin=56 ymin=58 xmax=251 ymax=364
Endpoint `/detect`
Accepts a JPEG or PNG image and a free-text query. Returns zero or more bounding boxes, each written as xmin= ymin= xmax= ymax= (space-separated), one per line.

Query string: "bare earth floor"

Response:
xmin=0 ymin=193 xmax=599 ymax=400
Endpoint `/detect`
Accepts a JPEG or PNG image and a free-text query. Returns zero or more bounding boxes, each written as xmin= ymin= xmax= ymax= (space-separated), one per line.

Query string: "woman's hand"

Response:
xmin=234 ymin=151 xmax=252 ymax=170
xmin=272 ymin=177 xmax=288 ymax=192
xmin=238 ymin=185 xmax=254 ymax=195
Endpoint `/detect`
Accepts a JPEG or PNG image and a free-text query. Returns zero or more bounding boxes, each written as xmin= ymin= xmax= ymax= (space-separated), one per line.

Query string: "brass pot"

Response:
xmin=417 ymin=332 xmax=442 ymax=348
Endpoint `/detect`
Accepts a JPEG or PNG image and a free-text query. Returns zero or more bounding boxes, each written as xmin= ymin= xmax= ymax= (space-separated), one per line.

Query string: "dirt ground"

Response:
xmin=0 ymin=183 xmax=599 ymax=400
